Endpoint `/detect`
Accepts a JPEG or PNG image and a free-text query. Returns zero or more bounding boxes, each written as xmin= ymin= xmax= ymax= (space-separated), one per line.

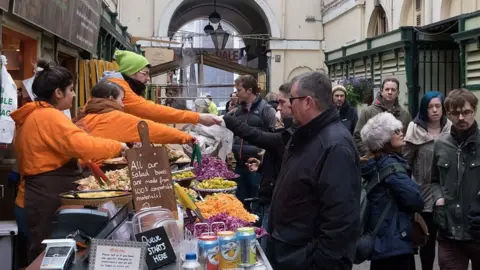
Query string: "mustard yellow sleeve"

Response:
xmin=36 ymin=110 xmax=123 ymax=162
xmin=113 ymin=112 xmax=194 ymax=145
xmin=108 ymin=78 xmax=200 ymax=124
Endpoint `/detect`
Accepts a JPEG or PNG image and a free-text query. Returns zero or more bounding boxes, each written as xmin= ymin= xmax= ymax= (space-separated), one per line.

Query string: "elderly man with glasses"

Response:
xmin=268 ymin=71 xmax=361 ymax=270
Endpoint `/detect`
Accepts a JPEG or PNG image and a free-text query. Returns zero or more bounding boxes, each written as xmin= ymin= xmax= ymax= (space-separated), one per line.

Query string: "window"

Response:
xmin=416 ymin=0 xmax=422 ymax=11
xmin=373 ymin=7 xmax=388 ymax=36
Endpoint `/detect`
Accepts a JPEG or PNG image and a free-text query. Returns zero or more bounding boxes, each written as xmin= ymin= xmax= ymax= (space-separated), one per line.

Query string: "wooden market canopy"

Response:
xmin=150 ymin=54 xmax=262 ymax=78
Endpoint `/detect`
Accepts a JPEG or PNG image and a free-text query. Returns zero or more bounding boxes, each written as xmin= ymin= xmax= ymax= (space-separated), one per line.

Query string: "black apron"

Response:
xmin=24 ymin=159 xmax=82 ymax=263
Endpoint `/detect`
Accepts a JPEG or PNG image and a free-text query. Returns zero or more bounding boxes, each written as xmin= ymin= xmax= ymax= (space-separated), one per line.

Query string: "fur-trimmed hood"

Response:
xmin=360 ymin=112 xmax=403 ymax=152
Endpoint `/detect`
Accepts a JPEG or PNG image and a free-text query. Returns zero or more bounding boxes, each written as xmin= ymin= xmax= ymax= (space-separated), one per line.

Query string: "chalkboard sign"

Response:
xmin=126 ymin=121 xmax=178 ymax=218
xmin=135 ymin=226 xmax=177 ymax=269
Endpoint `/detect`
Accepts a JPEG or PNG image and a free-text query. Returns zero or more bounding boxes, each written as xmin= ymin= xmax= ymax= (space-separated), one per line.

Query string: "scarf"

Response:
xmin=451 ymin=121 xmax=478 ymax=145
xmin=123 ymin=74 xmax=146 ymax=96
xmin=73 ymin=98 xmax=124 ymax=124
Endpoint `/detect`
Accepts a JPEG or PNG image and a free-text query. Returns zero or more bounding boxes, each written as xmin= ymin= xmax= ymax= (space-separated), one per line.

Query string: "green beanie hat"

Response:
xmin=115 ymin=50 xmax=150 ymax=76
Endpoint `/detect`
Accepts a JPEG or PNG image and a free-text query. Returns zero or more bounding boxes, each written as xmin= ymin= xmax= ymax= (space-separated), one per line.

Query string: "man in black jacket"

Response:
xmin=229 ymin=75 xmax=276 ymax=206
xmin=332 ymin=85 xmax=358 ymax=134
xmin=269 ymin=72 xmax=361 ymax=270
xmin=223 ymin=82 xmax=295 ymax=252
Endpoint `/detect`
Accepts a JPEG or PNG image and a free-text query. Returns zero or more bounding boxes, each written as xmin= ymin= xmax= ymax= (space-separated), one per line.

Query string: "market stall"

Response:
xmin=26 ymin=121 xmax=271 ymax=270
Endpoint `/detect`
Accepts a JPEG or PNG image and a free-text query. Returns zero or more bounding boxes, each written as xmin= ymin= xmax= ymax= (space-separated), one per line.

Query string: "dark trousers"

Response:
xmin=14 ymin=205 xmax=30 ymax=268
xmin=438 ymin=238 xmax=480 ymax=270
xmin=234 ymin=163 xmax=260 ymax=210
xmin=370 ymin=254 xmax=416 ymax=270
xmin=420 ymin=212 xmax=437 ymax=270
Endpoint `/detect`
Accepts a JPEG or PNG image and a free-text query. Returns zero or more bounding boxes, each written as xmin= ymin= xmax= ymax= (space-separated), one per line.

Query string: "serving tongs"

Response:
xmin=86 ymin=162 xmax=111 ymax=187
xmin=190 ymin=143 xmax=202 ymax=171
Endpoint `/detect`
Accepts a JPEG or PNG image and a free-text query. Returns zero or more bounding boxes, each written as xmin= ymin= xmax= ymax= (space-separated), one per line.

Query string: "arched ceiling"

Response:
xmin=167 ymin=0 xmax=270 ymax=36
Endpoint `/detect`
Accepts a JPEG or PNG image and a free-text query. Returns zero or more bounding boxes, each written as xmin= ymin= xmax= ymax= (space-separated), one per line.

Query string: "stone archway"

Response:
xmin=367 ymin=5 xmax=389 ymax=38
xmin=440 ymin=0 xmax=451 ymax=20
xmin=157 ymin=0 xmax=281 ymax=38
xmin=399 ymin=0 xmax=412 ymax=26
xmin=287 ymin=66 xmax=313 ymax=81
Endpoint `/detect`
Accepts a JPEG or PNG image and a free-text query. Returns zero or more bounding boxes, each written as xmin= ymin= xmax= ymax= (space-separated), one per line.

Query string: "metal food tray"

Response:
xmin=172 ymin=167 xmax=195 ymax=174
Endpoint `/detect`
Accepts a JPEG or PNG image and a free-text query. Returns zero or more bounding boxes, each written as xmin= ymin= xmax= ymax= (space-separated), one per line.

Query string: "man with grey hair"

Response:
xmin=269 ymin=72 xmax=361 ymax=270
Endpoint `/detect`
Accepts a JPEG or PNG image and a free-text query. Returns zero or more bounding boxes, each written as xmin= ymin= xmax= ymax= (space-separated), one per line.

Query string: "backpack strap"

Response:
xmin=371 ymin=200 xmax=393 ymax=236
xmin=366 ymin=162 xmax=407 ymax=236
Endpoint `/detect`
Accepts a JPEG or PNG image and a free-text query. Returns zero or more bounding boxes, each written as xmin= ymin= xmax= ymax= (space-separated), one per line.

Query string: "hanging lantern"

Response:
xmin=211 ymin=23 xmax=230 ymax=50
xmin=208 ymin=11 xmax=221 ymax=24
xmin=204 ymin=23 xmax=214 ymax=35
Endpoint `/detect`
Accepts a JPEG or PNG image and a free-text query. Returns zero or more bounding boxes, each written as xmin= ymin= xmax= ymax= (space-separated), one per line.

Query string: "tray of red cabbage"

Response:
xmin=194 ymin=156 xmax=239 ymax=180
xmin=185 ymin=212 xmax=268 ymax=239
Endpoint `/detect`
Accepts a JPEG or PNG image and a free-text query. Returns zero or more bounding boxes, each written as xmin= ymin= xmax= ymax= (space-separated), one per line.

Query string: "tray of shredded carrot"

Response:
xmin=196 ymin=193 xmax=258 ymax=223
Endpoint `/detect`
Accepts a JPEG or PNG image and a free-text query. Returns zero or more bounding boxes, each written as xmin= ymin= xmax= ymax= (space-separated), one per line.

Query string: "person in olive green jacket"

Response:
xmin=431 ymin=88 xmax=480 ymax=270
xmin=354 ymin=77 xmax=411 ymax=156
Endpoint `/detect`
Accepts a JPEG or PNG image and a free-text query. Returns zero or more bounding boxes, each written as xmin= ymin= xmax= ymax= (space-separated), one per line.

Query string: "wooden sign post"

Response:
xmin=126 ymin=121 xmax=177 ymax=218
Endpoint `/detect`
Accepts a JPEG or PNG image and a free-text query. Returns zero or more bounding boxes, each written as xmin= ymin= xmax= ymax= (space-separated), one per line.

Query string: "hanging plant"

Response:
xmin=339 ymin=77 xmax=373 ymax=107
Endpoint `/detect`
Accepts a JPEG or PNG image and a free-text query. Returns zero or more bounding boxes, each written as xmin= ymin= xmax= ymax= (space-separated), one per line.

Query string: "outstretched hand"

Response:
xmin=199 ymin=113 xmax=222 ymax=126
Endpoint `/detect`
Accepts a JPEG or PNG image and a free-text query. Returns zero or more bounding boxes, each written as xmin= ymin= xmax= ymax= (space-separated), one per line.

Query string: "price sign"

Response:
xmin=126 ymin=121 xmax=177 ymax=218
xmin=135 ymin=226 xmax=177 ymax=269
xmin=88 ymin=239 xmax=146 ymax=270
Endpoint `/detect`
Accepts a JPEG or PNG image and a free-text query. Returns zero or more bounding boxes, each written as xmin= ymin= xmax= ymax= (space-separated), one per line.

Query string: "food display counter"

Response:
xmin=25 ymin=148 xmax=273 ymax=270
xmin=28 ymin=241 xmax=272 ymax=270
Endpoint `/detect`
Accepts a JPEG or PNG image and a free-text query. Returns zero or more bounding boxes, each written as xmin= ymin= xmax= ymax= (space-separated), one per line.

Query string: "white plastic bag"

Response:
xmin=0 ymin=56 xmax=18 ymax=143
xmin=182 ymin=122 xmax=233 ymax=160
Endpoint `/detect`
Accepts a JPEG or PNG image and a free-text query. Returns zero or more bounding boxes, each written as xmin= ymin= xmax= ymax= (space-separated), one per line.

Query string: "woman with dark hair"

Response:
xmin=360 ymin=112 xmax=424 ymax=270
xmin=10 ymin=61 xmax=125 ymax=263
xmin=403 ymin=91 xmax=452 ymax=270
xmin=74 ymin=80 xmax=194 ymax=159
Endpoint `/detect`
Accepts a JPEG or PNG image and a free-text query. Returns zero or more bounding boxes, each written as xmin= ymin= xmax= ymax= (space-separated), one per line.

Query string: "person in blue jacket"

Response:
xmin=360 ymin=112 xmax=424 ymax=270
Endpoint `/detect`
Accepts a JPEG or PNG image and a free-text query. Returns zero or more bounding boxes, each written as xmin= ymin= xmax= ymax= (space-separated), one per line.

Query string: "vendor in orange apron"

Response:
xmin=11 ymin=62 xmax=125 ymax=263
xmin=74 ymin=81 xmax=195 ymax=165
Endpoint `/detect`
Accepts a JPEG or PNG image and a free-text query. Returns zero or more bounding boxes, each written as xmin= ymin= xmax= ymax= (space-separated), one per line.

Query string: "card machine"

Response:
xmin=40 ymin=239 xmax=76 ymax=270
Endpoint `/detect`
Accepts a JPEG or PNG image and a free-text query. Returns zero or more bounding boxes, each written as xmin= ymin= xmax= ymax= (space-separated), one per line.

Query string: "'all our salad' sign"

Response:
xmin=126 ymin=121 xmax=178 ymax=218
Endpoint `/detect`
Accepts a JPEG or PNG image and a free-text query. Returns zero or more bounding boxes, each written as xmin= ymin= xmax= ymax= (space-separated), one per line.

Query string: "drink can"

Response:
xmin=217 ymin=231 xmax=238 ymax=269
xmin=236 ymin=227 xmax=256 ymax=267
xmin=198 ymin=235 xmax=219 ymax=270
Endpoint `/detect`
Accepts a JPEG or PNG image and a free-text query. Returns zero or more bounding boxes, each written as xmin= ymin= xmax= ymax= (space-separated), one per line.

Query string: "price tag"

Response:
xmin=126 ymin=121 xmax=177 ymax=218
xmin=135 ymin=226 xmax=177 ymax=269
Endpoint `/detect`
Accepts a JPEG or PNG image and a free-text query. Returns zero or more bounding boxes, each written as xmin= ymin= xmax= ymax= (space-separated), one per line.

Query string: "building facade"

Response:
xmin=323 ymin=0 xmax=480 ymax=119
xmin=116 ymin=0 xmax=325 ymax=93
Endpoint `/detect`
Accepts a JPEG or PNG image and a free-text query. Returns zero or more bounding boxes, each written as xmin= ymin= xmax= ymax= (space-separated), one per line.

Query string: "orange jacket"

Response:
xmin=11 ymin=102 xmax=123 ymax=176
xmin=107 ymin=77 xmax=200 ymax=124
xmin=76 ymin=110 xmax=193 ymax=145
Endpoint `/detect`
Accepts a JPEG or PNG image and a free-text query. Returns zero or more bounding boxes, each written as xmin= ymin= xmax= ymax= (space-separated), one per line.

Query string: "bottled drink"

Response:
xmin=182 ymin=253 xmax=201 ymax=270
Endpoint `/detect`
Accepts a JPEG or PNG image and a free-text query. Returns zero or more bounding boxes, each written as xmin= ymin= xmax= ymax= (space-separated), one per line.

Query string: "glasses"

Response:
xmin=138 ymin=71 xmax=150 ymax=77
xmin=448 ymin=109 xmax=474 ymax=118
xmin=289 ymin=96 xmax=308 ymax=104
xmin=394 ymin=129 xmax=402 ymax=135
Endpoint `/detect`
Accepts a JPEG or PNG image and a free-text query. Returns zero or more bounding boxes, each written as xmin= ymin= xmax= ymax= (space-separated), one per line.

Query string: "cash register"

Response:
xmin=40 ymin=204 xmax=132 ymax=270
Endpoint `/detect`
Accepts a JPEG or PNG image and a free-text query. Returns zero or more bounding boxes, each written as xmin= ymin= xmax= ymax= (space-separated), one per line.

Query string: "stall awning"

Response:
xmin=150 ymin=55 xmax=262 ymax=77
xmin=452 ymin=11 xmax=480 ymax=43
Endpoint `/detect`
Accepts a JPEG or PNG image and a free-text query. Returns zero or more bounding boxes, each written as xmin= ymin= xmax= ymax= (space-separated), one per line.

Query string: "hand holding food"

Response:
xmin=435 ymin=198 xmax=445 ymax=206
xmin=245 ymin=158 xmax=260 ymax=172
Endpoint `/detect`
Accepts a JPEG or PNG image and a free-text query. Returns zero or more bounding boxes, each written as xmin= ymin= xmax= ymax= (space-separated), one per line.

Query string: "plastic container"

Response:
xmin=182 ymin=253 xmax=201 ymax=270
xmin=217 ymin=231 xmax=238 ymax=269
xmin=236 ymin=227 xmax=256 ymax=267
xmin=0 ymin=221 xmax=18 ymax=270
xmin=132 ymin=207 xmax=182 ymax=251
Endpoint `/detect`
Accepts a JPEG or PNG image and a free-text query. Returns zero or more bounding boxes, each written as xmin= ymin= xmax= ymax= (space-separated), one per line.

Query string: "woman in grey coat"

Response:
xmin=403 ymin=91 xmax=452 ymax=270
